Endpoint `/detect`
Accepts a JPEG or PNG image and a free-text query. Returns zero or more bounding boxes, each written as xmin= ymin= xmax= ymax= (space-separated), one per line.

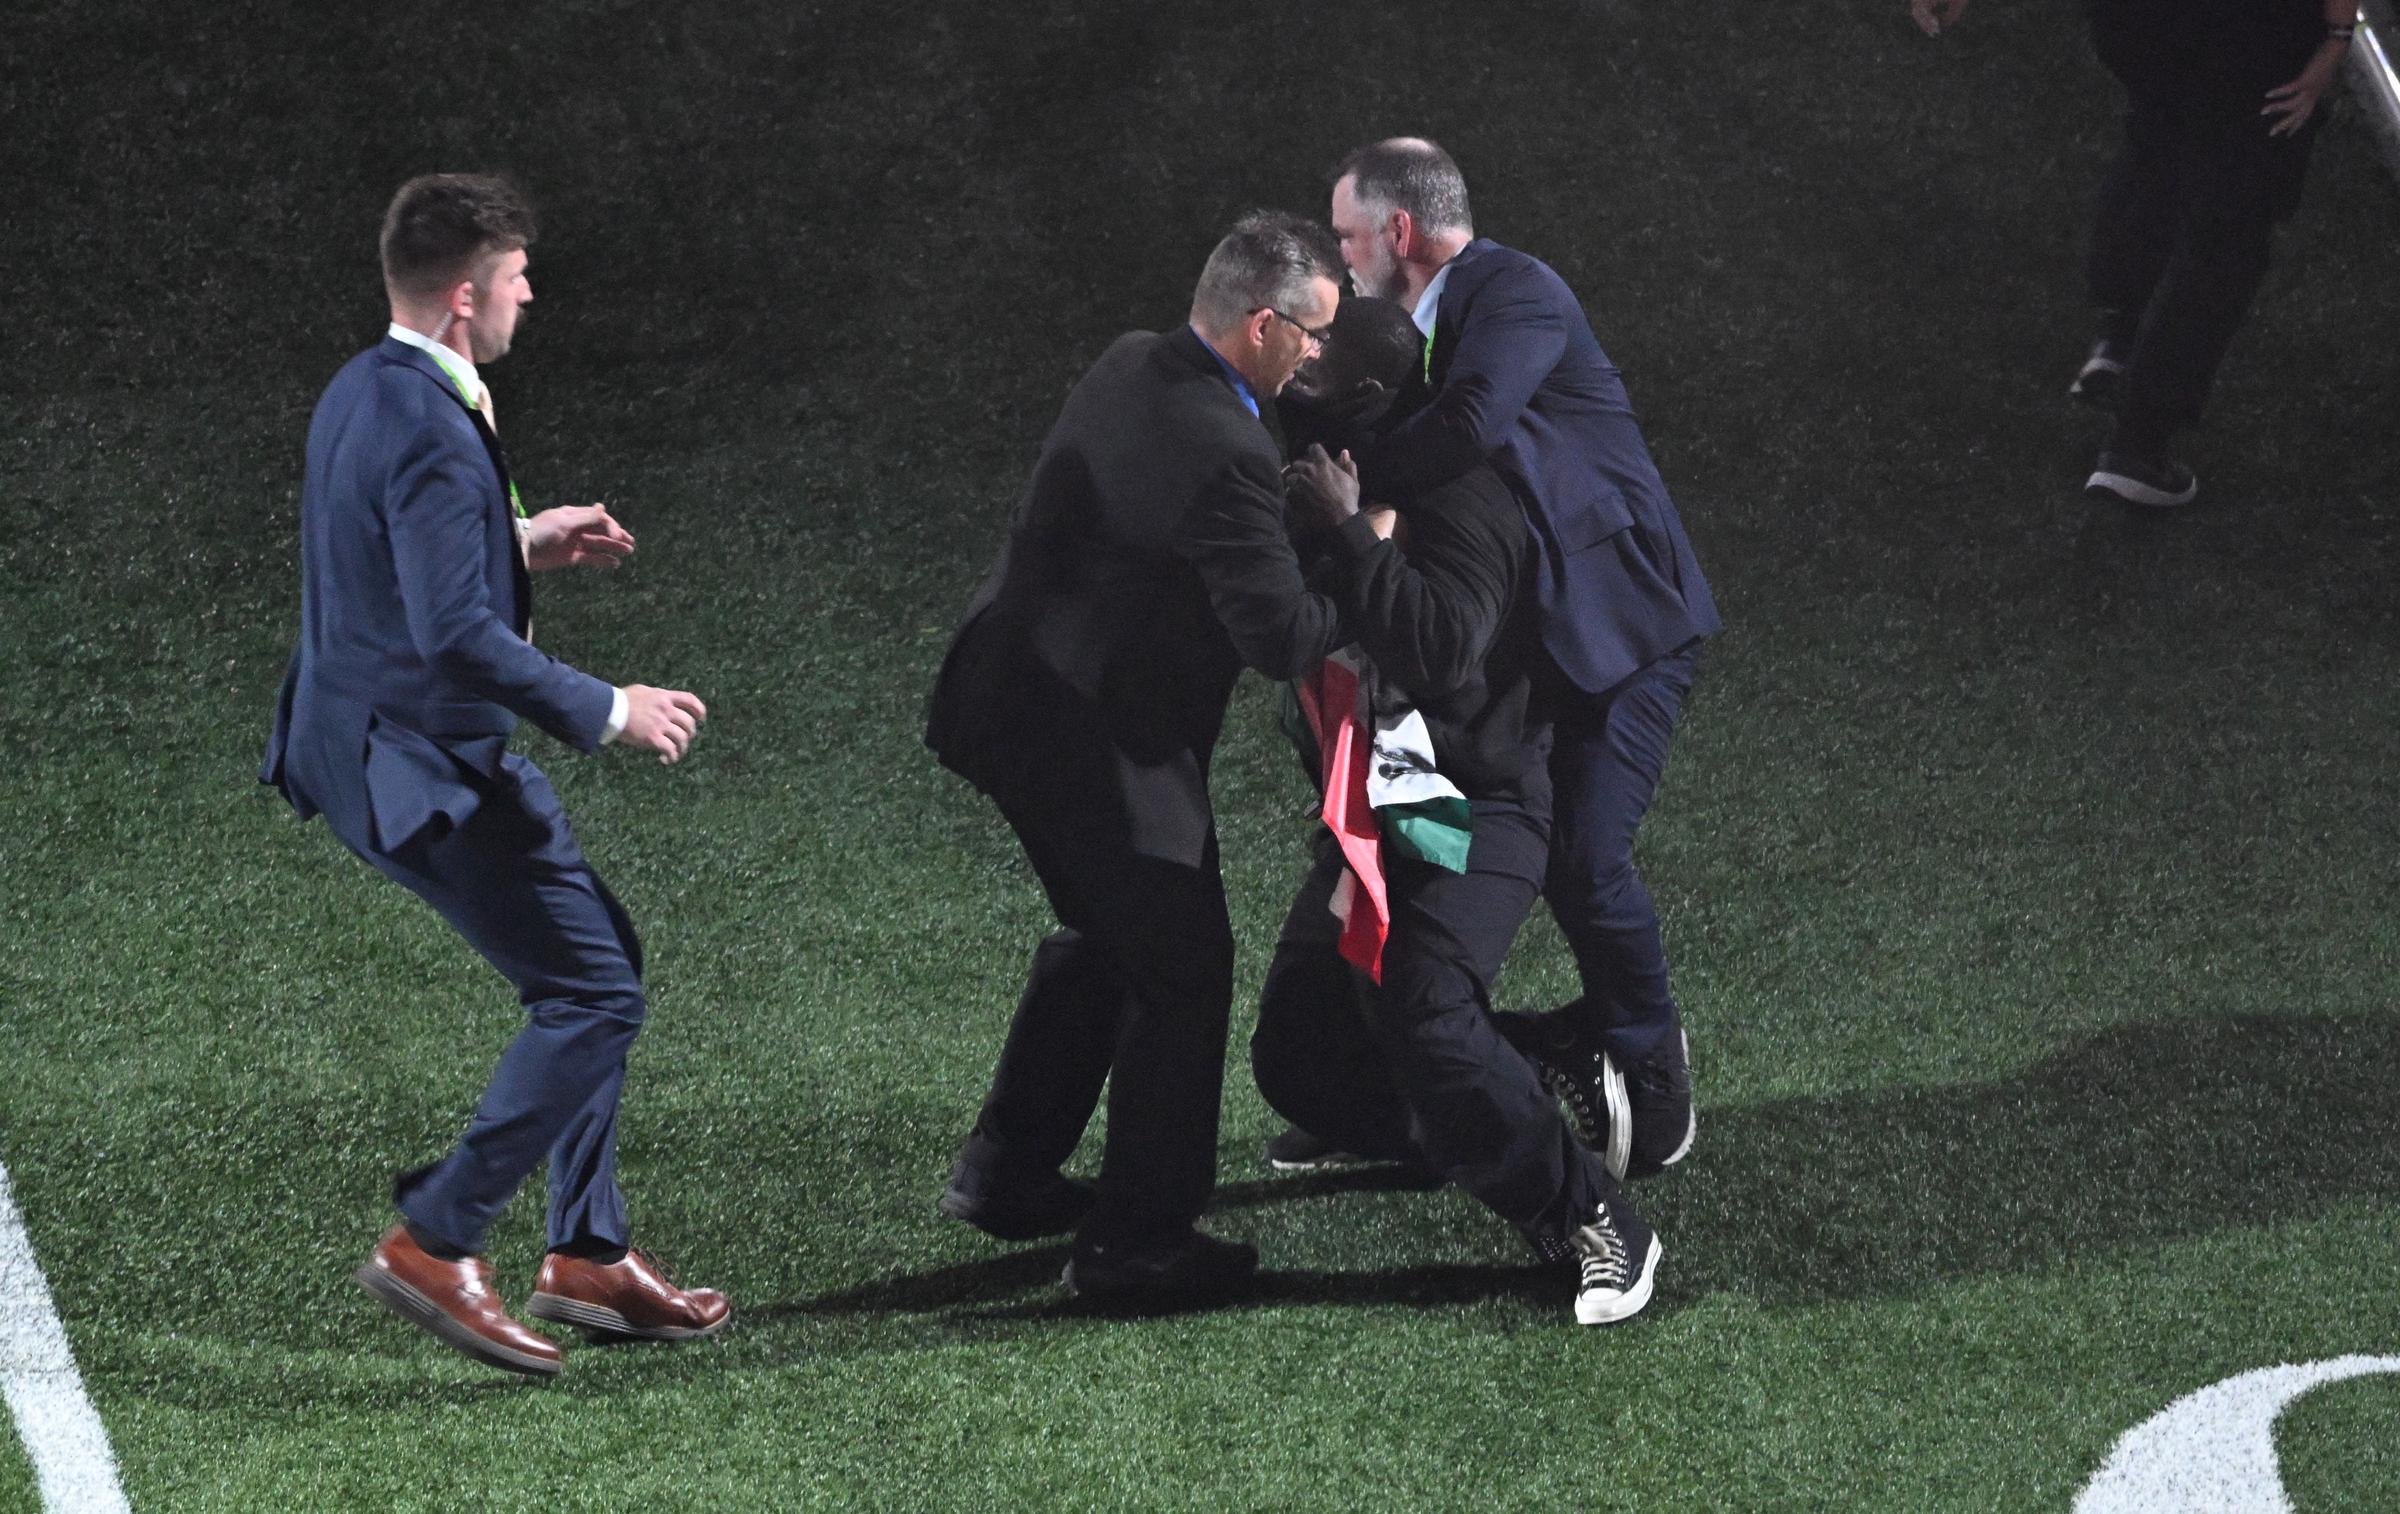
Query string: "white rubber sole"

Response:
xmin=1265 ymin=1150 xmax=1370 ymax=1173
xmin=523 ymin=1290 xmax=728 ymax=1341
xmin=354 ymin=1267 xmax=561 ymax=1376
xmin=2085 ymin=466 xmax=2197 ymax=508
xmin=1542 ymin=1055 xmax=1633 ymax=1180
xmin=1657 ymin=1030 xmax=1697 ymax=1169
xmin=1574 ymin=1234 xmax=1663 ymax=1327
xmin=1600 ymin=1060 xmax=1632 ymax=1179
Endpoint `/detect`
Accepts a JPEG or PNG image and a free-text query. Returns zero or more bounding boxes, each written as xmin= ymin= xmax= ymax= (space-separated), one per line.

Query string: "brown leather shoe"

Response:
xmin=525 ymin=1248 xmax=731 ymax=1341
xmin=354 ymin=1225 xmax=563 ymax=1378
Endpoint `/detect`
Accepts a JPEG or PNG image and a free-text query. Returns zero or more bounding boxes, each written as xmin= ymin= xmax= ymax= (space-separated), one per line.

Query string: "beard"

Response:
xmin=1349 ymin=246 xmax=1408 ymax=304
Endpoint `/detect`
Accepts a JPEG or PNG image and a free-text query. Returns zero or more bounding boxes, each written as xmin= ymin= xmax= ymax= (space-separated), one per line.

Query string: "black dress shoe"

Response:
xmin=938 ymin=1163 xmax=1097 ymax=1242
xmin=1062 ymin=1229 xmax=1258 ymax=1305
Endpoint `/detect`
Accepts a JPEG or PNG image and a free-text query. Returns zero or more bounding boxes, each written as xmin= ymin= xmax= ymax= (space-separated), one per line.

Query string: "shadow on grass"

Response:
xmin=762 ymin=1011 xmax=2398 ymax=1328
xmin=1656 ymin=1010 xmax=2400 ymax=1308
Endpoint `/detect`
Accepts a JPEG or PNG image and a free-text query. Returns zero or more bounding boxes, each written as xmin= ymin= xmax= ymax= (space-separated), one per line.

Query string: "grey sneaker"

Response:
xmin=2070 ymin=338 xmax=2129 ymax=411
xmin=2086 ymin=450 xmax=2197 ymax=508
xmin=1569 ymin=1197 xmax=1662 ymax=1326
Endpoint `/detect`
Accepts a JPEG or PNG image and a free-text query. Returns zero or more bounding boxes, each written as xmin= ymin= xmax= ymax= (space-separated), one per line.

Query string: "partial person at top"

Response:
xmin=1914 ymin=0 xmax=2355 ymax=507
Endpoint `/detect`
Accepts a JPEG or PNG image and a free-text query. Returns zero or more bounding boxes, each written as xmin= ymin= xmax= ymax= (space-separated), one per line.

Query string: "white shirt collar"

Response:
xmin=386 ymin=321 xmax=486 ymax=409
xmin=1411 ymin=259 xmax=1455 ymax=341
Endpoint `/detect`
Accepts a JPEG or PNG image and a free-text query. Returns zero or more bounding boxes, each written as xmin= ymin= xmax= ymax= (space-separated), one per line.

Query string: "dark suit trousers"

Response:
xmin=2084 ymin=12 xmax=2321 ymax=447
xmin=346 ymin=756 xmax=645 ymax=1257
xmin=1546 ymin=644 xmax=1697 ymax=1065
xmin=1252 ymin=797 xmax=1611 ymax=1248
xmin=961 ymin=788 xmax=1235 ymax=1244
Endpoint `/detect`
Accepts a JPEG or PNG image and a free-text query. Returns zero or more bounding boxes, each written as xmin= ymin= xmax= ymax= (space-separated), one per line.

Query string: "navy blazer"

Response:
xmin=1357 ymin=239 xmax=1720 ymax=696
xmin=260 ymin=337 xmax=614 ymax=855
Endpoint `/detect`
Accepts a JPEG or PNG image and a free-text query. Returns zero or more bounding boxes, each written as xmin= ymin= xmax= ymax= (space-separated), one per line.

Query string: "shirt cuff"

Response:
xmin=601 ymin=686 xmax=629 ymax=745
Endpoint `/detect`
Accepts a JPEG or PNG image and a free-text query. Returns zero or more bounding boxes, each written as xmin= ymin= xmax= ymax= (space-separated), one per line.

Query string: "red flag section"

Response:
xmin=1294 ymin=654 xmax=1388 ymax=983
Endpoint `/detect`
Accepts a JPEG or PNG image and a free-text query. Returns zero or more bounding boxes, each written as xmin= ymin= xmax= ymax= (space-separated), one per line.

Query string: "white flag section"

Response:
xmin=0 ymin=1159 xmax=129 ymax=1513
xmin=1364 ymin=706 xmax=1463 ymax=812
xmin=2076 ymin=1355 xmax=2400 ymax=1514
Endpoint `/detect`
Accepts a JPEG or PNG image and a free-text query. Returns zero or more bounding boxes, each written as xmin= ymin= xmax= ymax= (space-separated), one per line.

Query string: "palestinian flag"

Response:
xmin=1292 ymin=650 xmax=1474 ymax=983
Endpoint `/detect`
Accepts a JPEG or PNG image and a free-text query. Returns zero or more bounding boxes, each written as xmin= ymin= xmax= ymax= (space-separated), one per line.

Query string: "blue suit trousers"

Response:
xmin=1545 ymin=645 xmax=1698 ymax=1064
xmin=341 ymin=754 xmax=646 ymax=1256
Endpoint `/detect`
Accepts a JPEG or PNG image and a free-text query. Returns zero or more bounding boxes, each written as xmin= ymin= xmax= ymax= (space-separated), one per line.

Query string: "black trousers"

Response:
xmin=2084 ymin=3 xmax=2321 ymax=446
xmin=959 ymin=786 xmax=1235 ymax=1245
xmin=1251 ymin=793 xmax=1611 ymax=1249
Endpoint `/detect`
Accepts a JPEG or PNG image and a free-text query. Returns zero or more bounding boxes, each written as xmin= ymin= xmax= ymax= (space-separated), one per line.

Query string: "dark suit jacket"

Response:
xmin=1356 ymin=239 xmax=1720 ymax=697
xmin=926 ymin=325 xmax=1346 ymax=866
xmin=260 ymin=337 xmax=615 ymax=856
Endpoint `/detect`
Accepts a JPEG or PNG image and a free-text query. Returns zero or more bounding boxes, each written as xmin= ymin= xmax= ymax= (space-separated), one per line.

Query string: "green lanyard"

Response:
xmin=429 ymin=352 xmax=528 ymax=520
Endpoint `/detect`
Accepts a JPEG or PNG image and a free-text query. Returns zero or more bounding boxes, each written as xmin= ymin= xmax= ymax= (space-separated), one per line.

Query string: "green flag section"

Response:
xmin=1381 ymin=794 xmax=1473 ymax=873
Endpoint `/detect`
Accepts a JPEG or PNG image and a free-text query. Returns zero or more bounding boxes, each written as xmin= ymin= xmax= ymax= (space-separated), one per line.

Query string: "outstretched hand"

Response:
xmin=2263 ymin=45 xmax=2343 ymax=137
xmin=525 ymin=503 xmax=636 ymax=572
xmin=1283 ymin=444 xmax=1363 ymax=528
xmin=1910 ymin=0 xmax=1968 ymax=34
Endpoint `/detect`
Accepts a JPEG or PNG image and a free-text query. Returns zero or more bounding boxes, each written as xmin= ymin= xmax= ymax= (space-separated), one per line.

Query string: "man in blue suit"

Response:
xmin=261 ymin=174 xmax=727 ymax=1377
xmin=1324 ymin=138 xmax=1720 ymax=1187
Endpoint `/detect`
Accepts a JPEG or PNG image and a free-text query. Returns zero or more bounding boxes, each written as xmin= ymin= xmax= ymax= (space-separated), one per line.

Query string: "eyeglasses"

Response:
xmin=1259 ymin=307 xmax=1335 ymax=351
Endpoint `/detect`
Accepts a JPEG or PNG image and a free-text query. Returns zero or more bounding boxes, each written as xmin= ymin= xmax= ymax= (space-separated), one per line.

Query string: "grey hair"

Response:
xmin=1331 ymin=137 xmax=1474 ymax=236
xmin=1190 ymin=211 xmax=1342 ymax=331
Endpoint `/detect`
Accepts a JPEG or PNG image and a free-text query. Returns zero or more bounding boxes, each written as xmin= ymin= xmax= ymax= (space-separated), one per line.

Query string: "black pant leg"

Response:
xmin=2086 ymin=94 xmax=2184 ymax=342
xmin=959 ymin=798 xmax=1126 ymax=1184
xmin=969 ymin=788 xmax=1236 ymax=1243
xmin=1085 ymin=836 xmax=1236 ymax=1242
xmin=1372 ymin=795 xmax=1611 ymax=1247
xmin=2117 ymin=114 xmax=2319 ymax=444
xmin=1251 ymin=836 xmax=1420 ymax=1163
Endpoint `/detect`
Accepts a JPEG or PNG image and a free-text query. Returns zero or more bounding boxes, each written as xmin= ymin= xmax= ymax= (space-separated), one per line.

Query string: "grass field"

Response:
xmin=5 ymin=0 xmax=2398 ymax=1508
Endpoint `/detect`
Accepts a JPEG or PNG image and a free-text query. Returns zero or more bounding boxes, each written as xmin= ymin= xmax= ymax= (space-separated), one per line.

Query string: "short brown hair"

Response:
xmin=379 ymin=174 xmax=536 ymax=298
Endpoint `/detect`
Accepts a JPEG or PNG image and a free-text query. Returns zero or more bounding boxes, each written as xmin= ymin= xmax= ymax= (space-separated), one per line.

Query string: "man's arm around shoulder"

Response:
xmin=1358 ymin=262 xmax=1570 ymax=500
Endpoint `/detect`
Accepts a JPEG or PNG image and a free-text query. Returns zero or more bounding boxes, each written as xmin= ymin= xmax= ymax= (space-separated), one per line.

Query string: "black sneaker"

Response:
xmin=1265 ymin=1127 xmax=1370 ymax=1172
xmin=1568 ymin=1196 xmax=1662 ymax=1326
xmin=938 ymin=1162 xmax=1097 ymax=1242
xmin=1492 ymin=1010 xmax=1630 ymax=1180
xmin=1623 ymin=1029 xmax=1696 ymax=1179
xmin=2085 ymin=450 xmax=2198 ymax=508
xmin=2069 ymin=339 xmax=2129 ymax=411
xmin=1063 ymin=1228 xmax=1258 ymax=1306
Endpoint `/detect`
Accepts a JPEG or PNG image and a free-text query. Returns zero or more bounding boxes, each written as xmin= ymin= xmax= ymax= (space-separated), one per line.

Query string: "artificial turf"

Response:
xmin=4 ymin=0 xmax=2397 ymax=1508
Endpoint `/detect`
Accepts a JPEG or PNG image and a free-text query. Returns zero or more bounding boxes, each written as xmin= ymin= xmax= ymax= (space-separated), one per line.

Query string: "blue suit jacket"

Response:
xmin=260 ymin=337 xmax=614 ymax=855
xmin=1357 ymin=239 xmax=1720 ymax=696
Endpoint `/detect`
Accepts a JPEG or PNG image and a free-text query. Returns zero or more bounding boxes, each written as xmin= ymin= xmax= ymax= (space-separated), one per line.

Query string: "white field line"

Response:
xmin=2076 ymin=1355 xmax=2400 ymax=1514
xmin=0 ymin=1158 xmax=130 ymax=1513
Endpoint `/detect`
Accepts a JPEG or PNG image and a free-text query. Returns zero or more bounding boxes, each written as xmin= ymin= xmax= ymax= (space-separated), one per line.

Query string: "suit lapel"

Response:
xmin=1426 ymin=239 xmax=1496 ymax=390
xmin=466 ymin=407 xmax=534 ymax=630
xmin=381 ymin=340 xmax=533 ymax=635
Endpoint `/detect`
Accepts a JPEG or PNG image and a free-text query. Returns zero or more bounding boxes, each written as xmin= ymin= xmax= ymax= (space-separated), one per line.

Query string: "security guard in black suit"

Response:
xmin=925 ymin=212 xmax=1347 ymax=1304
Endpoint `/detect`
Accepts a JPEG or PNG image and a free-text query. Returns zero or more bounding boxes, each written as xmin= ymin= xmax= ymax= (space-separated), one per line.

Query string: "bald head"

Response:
xmin=1330 ymin=137 xmax=1473 ymax=238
